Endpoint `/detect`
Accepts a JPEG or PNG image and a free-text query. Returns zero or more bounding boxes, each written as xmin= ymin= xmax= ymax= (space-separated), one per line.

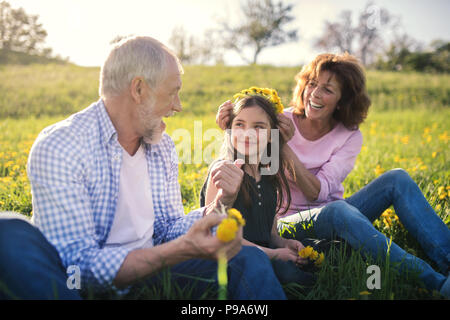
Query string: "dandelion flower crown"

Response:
xmin=233 ymin=86 xmax=284 ymax=114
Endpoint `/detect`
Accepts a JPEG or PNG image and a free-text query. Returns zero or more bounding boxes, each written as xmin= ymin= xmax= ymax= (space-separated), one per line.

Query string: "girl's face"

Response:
xmin=302 ymin=70 xmax=342 ymax=124
xmin=230 ymin=105 xmax=272 ymax=161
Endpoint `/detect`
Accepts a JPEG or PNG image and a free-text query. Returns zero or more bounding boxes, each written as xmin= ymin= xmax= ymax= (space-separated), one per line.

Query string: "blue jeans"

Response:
xmin=0 ymin=217 xmax=285 ymax=300
xmin=280 ymin=169 xmax=450 ymax=292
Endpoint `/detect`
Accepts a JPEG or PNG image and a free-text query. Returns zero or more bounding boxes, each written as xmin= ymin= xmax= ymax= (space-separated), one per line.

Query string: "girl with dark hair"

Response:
xmin=201 ymin=87 xmax=316 ymax=286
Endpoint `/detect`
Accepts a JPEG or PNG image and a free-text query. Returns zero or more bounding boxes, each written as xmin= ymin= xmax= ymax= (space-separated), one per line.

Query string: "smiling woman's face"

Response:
xmin=230 ymin=105 xmax=271 ymax=159
xmin=302 ymin=70 xmax=342 ymax=124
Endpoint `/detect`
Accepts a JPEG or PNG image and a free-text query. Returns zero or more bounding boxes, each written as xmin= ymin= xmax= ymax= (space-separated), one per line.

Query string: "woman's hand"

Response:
xmin=277 ymin=113 xmax=295 ymax=143
xmin=216 ymin=100 xmax=234 ymax=130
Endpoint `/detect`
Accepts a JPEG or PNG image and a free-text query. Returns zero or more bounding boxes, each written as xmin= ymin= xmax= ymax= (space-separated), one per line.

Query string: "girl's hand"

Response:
xmin=270 ymin=247 xmax=299 ymax=263
xmin=216 ymin=100 xmax=234 ymax=130
xmin=284 ymin=239 xmax=308 ymax=266
xmin=210 ymin=159 xmax=244 ymax=208
xmin=277 ymin=113 xmax=295 ymax=142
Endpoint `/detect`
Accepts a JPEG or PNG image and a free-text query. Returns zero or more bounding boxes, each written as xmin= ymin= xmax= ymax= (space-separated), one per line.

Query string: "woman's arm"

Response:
xmin=276 ymin=113 xmax=321 ymax=201
xmin=282 ymin=143 xmax=321 ymax=201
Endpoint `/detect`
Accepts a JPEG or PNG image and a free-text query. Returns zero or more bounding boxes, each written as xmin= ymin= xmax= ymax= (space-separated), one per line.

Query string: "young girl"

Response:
xmin=200 ymin=87 xmax=316 ymax=286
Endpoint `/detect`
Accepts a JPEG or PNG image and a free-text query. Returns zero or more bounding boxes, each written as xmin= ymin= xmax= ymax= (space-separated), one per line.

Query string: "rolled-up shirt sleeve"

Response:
xmin=314 ymin=130 xmax=363 ymax=203
xmin=27 ymin=134 xmax=130 ymax=290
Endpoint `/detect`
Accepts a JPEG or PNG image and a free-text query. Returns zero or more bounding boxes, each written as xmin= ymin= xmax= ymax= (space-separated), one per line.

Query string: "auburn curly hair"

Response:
xmin=291 ymin=53 xmax=371 ymax=130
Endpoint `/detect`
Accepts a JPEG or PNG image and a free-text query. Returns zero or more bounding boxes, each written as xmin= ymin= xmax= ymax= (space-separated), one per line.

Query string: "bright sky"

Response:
xmin=7 ymin=0 xmax=450 ymax=67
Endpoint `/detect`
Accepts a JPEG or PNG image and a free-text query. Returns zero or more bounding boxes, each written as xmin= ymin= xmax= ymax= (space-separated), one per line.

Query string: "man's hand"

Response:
xmin=209 ymin=159 xmax=244 ymax=208
xmin=183 ymin=213 xmax=243 ymax=261
xmin=113 ymin=213 xmax=243 ymax=289
xmin=216 ymin=100 xmax=234 ymax=130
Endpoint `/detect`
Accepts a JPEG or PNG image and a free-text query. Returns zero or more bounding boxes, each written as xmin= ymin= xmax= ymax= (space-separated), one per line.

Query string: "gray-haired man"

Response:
xmin=0 ymin=36 xmax=285 ymax=299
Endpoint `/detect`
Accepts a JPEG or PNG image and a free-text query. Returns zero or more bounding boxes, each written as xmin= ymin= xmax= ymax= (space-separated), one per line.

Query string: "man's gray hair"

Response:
xmin=99 ymin=36 xmax=182 ymax=98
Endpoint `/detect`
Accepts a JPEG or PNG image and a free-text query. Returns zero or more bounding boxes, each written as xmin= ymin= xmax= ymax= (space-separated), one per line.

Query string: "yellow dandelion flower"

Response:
xmin=261 ymin=88 xmax=272 ymax=95
xmin=438 ymin=131 xmax=449 ymax=143
xmin=314 ymin=252 xmax=325 ymax=266
xmin=233 ymin=87 xmax=284 ymax=114
xmin=432 ymin=151 xmax=437 ymax=158
xmin=374 ymin=165 xmax=385 ymax=176
xmin=400 ymin=135 xmax=409 ymax=145
xmin=298 ymin=246 xmax=314 ymax=259
xmin=309 ymin=249 xmax=319 ymax=261
xmin=227 ymin=208 xmax=246 ymax=226
xmin=217 ymin=218 xmax=239 ymax=242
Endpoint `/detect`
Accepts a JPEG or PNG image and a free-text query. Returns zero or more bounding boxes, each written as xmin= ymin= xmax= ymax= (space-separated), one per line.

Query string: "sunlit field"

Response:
xmin=0 ymin=64 xmax=448 ymax=299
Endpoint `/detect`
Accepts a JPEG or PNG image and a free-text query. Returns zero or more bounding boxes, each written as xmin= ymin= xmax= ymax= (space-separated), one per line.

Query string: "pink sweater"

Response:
xmin=280 ymin=108 xmax=363 ymax=217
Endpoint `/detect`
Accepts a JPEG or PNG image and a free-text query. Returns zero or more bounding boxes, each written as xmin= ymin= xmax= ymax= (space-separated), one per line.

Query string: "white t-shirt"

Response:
xmin=105 ymin=144 xmax=155 ymax=250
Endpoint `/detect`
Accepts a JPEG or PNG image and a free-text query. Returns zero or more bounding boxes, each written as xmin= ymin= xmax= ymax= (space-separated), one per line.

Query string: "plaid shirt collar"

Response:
xmin=96 ymin=98 xmax=159 ymax=155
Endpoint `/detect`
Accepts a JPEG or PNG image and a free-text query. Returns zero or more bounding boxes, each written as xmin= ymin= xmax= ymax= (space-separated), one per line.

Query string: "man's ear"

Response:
xmin=130 ymin=77 xmax=145 ymax=104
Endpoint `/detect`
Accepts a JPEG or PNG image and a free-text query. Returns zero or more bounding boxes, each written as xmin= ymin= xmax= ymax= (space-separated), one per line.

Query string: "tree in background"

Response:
xmin=0 ymin=1 xmax=49 ymax=55
xmin=168 ymin=26 xmax=224 ymax=65
xmin=219 ymin=0 xmax=298 ymax=64
xmin=314 ymin=2 xmax=397 ymax=66
xmin=374 ymin=38 xmax=450 ymax=73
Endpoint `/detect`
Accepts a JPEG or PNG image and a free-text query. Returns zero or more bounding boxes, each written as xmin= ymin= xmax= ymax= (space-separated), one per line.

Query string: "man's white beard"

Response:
xmin=138 ymin=99 xmax=163 ymax=145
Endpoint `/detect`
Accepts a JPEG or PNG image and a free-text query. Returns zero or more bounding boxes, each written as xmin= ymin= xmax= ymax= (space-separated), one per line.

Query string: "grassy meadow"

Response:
xmin=0 ymin=63 xmax=449 ymax=299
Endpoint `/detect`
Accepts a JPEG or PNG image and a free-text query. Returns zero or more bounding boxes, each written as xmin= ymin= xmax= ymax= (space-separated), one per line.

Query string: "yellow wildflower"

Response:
xmin=217 ymin=218 xmax=239 ymax=242
xmin=359 ymin=291 xmax=371 ymax=296
xmin=299 ymin=246 xmax=324 ymax=267
xmin=374 ymin=165 xmax=385 ymax=176
xmin=400 ymin=135 xmax=409 ymax=145
xmin=227 ymin=208 xmax=246 ymax=226
xmin=438 ymin=131 xmax=449 ymax=143
xmin=309 ymin=249 xmax=319 ymax=261
xmin=298 ymin=246 xmax=314 ymax=259
xmin=438 ymin=186 xmax=447 ymax=200
xmin=233 ymin=86 xmax=284 ymax=114
xmin=314 ymin=252 xmax=325 ymax=266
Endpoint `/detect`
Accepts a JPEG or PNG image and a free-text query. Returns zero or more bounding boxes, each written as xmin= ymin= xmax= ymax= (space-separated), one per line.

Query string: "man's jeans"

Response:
xmin=279 ymin=169 xmax=450 ymax=292
xmin=0 ymin=216 xmax=286 ymax=300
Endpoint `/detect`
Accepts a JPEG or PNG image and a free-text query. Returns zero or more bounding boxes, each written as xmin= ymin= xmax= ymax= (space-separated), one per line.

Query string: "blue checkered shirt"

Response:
xmin=27 ymin=99 xmax=204 ymax=291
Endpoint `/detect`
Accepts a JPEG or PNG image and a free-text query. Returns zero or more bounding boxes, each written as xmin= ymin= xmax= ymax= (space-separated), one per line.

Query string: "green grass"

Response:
xmin=1 ymin=64 xmax=449 ymax=118
xmin=0 ymin=63 xmax=449 ymax=299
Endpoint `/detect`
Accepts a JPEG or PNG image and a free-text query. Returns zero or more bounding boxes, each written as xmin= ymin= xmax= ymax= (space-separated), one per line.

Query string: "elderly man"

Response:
xmin=0 ymin=36 xmax=285 ymax=300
